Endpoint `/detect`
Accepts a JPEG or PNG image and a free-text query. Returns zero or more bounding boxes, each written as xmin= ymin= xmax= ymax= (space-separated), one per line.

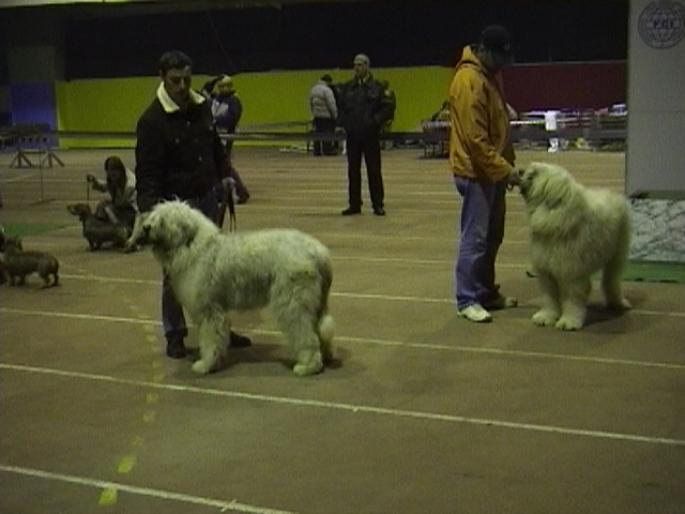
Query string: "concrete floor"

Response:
xmin=0 ymin=146 xmax=683 ymax=514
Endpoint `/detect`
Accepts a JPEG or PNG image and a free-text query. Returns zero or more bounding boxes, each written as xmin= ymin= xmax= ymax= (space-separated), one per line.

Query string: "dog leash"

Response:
xmin=217 ymin=181 xmax=237 ymax=232
xmin=227 ymin=188 xmax=236 ymax=232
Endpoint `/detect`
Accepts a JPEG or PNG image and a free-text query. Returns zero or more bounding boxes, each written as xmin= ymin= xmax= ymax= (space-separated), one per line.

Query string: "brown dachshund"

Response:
xmin=2 ymin=237 xmax=59 ymax=288
xmin=67 ymin=203 xmax=129 ymax=251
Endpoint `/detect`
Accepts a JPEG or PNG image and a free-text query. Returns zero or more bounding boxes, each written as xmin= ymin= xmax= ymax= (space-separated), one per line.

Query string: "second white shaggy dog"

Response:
xmin=517 ymin=162 xmax=631 ymax=330
xmin=140 ymin=200 xmax=335 ymax=375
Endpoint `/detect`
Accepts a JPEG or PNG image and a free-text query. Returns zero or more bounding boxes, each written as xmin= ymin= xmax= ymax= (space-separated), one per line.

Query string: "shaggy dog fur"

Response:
xmin=67 ymin=203 xmax=129 ymax=251
xmin=138 ymin=200 xmax=335 ymax=376
xmin=517 ymin=162 xmax=631 ymax=330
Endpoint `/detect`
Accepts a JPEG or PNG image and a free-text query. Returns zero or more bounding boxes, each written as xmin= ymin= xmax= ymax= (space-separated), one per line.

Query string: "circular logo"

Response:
xmin=639 ymin=1 xmax=685 ymax=49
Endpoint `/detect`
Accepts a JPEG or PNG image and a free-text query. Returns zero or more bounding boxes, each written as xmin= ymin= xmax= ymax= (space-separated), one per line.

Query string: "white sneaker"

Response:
xmin=458 ymin=304 xmax=493 ymax=323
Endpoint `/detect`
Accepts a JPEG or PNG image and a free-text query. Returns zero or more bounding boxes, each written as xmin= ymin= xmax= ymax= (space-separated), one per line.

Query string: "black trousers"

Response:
xmin=313 ymin=117 xmax=337 ymax=155
xmin=346 ymin=134 xmax=384 ymax=209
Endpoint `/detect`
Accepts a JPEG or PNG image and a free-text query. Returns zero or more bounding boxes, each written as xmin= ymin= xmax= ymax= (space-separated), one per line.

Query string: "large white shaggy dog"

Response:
xmin=139 ymin=201 xmax=335 ymax=375
xmin=517 ymin=162 xmax=631 ymax=330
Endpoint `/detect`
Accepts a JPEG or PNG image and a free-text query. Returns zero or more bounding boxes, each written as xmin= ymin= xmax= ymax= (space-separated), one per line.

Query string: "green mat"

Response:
xmin=1 ymin=222 xmax=69 ymax=239
xmin=623 ymin=261 xmax=685 ymax=283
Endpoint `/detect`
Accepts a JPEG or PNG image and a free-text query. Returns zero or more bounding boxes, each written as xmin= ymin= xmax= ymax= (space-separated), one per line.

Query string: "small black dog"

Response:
xmin=67 ymin=203 xmax=128 ymax=251
xmin=2 ymin=237 xmax=60 ymax=288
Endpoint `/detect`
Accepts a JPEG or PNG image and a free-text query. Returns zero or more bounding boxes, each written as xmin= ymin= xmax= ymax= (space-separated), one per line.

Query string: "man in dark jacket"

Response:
xmin=337 ymin=53 xmax=395 ymax=216
xmin=135 ymin=50 xmax=250 ymax=358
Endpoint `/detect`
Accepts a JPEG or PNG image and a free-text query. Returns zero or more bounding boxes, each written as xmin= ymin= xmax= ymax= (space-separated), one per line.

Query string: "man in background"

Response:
xmin=309 ymin=73 xmax=338 ymax=156
xmin=378 ymin=79 xmax=396 ymax=150
xmin=337 ymin=53 xmax=395 ymax=216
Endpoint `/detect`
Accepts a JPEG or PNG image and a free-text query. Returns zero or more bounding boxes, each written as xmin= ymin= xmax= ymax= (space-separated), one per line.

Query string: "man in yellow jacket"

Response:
xmin=449 ymin=25 xmax=519 ymax=323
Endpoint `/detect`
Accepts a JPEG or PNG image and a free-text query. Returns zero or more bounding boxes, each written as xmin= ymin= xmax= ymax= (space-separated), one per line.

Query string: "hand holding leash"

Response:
xmin=506 ymin=168 xmax=522 ymax=190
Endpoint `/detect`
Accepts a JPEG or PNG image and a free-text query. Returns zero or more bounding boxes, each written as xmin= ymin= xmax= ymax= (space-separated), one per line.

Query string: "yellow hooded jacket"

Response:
xmin=448 ymin=45 xmax=515 ymax=182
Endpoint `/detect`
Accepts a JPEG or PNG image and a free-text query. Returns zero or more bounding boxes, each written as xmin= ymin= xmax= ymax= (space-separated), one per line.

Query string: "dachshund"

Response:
xmin=67 ymin=203 xmax=129 ymax=251
xmin=2 ymin=237 xmax=59 ymax=288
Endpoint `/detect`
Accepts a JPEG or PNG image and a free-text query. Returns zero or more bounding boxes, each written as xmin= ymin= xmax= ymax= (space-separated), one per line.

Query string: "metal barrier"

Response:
xmin=1 ymin=114 xmax=628 ymax=160
xmin=0 ymin=124 xmax=64 ymax=169
xmin=419 ymin=111 xmax=627 ymax=157
xmin=0 ymin=118 xmax=625 ymax=205
xmin=0 ymin=124 xmax=64 ymax=203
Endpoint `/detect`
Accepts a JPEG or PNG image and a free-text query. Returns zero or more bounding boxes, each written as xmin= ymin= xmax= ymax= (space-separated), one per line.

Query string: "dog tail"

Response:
xmin=318 ymin=313 xmax=335 ymax=364
xmin=607 ymin=200 xmax=631 ymax=274
xmin=317 ymin=259 xmax=335 ymax=364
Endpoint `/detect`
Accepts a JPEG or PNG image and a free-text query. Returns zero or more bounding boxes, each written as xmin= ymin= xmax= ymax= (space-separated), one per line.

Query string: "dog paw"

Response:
xmin=532 ymin=309 xmax=558 ymax=327
xmin=191 ymin=360 xmax=213 ymax=375
xmin=555 ymin=317 xmax=583 ymax=331
xmin=293 ymin=362 xmax=323 ymax=377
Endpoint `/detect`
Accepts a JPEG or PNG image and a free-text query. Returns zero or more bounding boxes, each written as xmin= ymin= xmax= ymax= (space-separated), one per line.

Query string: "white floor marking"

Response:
xmin=2 ymin=363 xmax=684 ymax=447
xmin=332 ymin=255 xmax=529 ymax=267
xmin=0 ymin=464 xmax=299 ymax=514
xmin=8 ymin=272 xmax=685 ymax=318
xmin=63 ymin=273 xmax=160 ymax=285
xmin=250 ymin=328 xmax=685 ymax=371
xmin=0 ymin=172 xmax=43 ymax=183
xmin=1 ymin=307 xmax=159 ymax=325
xmin=15 ymin=235 xmax=536 ymax=248
xmin=3 ymin=306 xmax=685 ymax=367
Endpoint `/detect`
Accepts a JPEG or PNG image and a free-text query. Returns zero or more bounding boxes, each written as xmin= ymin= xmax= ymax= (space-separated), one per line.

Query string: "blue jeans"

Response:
xmin=454 ymin=176 xmax=506 ymax=310
xmin=162 ymin=190 xmax=218 ymax=340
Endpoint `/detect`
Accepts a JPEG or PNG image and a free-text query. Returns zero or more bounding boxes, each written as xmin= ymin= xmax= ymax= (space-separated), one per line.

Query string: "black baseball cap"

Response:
xmin=479 ymin=25 xmax=513 ymax=56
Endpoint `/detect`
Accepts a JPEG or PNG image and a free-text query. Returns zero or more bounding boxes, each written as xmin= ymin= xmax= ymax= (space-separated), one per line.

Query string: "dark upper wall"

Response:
xmin=0 ymin=27 xmax=8 ymax=83
xmin=504 ymin=62 xmax=627 ymax=111
xmin=54 ymin=0 xmax=627 ymax=79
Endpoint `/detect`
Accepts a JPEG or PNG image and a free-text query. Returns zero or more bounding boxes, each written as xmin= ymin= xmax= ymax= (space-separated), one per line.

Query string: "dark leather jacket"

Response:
xmin=337 ymin=73 xmax=396 ymax=137
xmin=135 ymin=96 xmax=226 ymax=212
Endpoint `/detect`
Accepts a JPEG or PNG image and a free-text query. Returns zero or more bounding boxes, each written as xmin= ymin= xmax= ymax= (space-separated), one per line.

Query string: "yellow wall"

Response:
xmin=55 ymin=66 xmax=455 ymax=148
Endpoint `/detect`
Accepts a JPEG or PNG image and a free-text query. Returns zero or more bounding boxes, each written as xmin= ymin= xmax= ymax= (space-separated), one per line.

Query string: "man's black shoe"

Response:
xmin=237 ymin=194 xmax=250 ymax=205
xmin=341 ymin=207 xmax=361 ymax=216
xmin=229 ymin=331 xmax=252 ymax=348
xmin=166 ymin=337 xmax=187 ymax=359
xmin=373 ymin=207 xmax=386 ymax=216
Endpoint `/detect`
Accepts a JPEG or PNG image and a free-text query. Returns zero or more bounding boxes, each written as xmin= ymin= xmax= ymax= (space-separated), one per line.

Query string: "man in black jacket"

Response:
xmin=135 ymin=50 xmax=250 ymax=358
xmin=337 ymin=53 xmax=395 ymax=216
